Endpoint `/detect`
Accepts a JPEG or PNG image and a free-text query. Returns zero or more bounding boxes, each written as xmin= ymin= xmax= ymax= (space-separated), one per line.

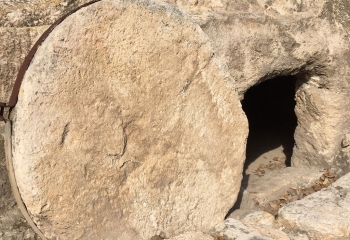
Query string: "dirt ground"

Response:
xmin=244 ymin=127 xmax=294 ymax=176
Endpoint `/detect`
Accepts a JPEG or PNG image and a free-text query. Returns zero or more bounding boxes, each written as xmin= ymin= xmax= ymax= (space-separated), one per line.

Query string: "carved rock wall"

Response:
xmin=164 ymin=0 xmax=350 ymax=172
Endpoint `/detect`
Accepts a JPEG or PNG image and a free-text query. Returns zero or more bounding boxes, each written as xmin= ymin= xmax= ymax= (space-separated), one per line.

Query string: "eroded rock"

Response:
xmin=0 ymin=25 xmax=48 ymax=240
xmin=166 ymin=231 xmax=213 ymax=240
xmin=0 ymin=0 xmax=92 ymax=27
xmin=0 ymin=206 xmax=37 ymax=240
xmin=0 ymin=27 xmax=48 ymax=103
xmin=278 ymin=172 xmax=350 ymax=239
xmin=212 ymin=217 xmax=289 ymax=240
xmin=241 ymin=211 xmax=276 ymax=228
xmin=164 ymin=0 xmax=350 ymax=173
xmin=11 ymin=0 xmax=247 ymax=239
xmin=229 ymin=167 xmax=323 ymax=220
xmin=2 ymin=0 xmax=350 ymax=239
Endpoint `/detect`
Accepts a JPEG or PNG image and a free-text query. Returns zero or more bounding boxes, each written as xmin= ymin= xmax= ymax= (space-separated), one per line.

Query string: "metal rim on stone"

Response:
xmin=8 ymin=0 xmax=248 ymax=239
xmin=5 ymin=121 xmax=47 ymax=239
xmin=3 ymin=1 xmax=102 ymax=239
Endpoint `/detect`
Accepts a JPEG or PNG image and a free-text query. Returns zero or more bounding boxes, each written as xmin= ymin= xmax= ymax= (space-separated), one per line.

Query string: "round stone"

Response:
xmin=11 ymin=0 xmax=248 ymax=239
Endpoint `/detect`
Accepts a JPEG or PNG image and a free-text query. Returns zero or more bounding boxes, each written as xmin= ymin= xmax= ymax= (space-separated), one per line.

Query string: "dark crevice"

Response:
xmin=226 ymin=75 xmax=298 ymax=218
xmin=60 ymin=122 xmax=70 ymax=146
xmin=241 ymin=76 xmax=298 ymax=173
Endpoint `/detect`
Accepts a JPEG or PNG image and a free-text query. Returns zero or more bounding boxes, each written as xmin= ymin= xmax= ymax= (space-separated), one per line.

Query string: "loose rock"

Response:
xmin=241 ymin=211 xmax=275 ymax=227
xmin=278 ymin=172 xmax=350 ymax=239
xmin=212 ymin=218 xmax=288 ymax=240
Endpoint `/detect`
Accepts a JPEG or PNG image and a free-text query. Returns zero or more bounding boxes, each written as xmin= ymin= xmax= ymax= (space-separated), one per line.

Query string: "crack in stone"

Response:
xmin=60 ymin=122 xmax=70 ymax=146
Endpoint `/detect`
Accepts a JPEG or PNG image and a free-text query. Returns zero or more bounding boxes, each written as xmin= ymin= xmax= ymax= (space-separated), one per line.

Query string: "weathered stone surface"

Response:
xmin=11 ymin=0 xmax=247 ymax=239
xmin=0 ymin=26 xmax=47 ymax=240
xmin=3 ymin=0 xmax=350 ymax=239
xmin=287 ymin=232 xmax=310 ymax=240
xmin=213 ymin=218 xmax=289 ymax=240
xmin=0 ymin=206 xmax=38 ymax=240
xmin=164 ymin=0 xmax=350 ymax=173
xmin=241 ymin=211 xmax=275 ymax=227
xmin=336 ymin=133 xmax=350 ymax=175
xmin=1 ymin=121 xmax=38 ymax=240
xmin=0 ymin=133 xmax=12 ymax=214
xmin=167 ymin=231 xmax=213 ymax=240
xmin=0 ymin=0 xmax=92 ymax=27
xmin=231 ymin=167 xmax=322 ymax=215
xmin=0 ymin=14 xmax=72 ymax=240
xmin=0 ymin=26 xmax=47 ymax=103
xmin=278 ymin=172 xmax=350 ymax=240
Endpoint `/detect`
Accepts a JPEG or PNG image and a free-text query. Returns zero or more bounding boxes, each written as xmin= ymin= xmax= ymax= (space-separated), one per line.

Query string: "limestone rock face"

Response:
xmin=11 ymin=0 xmax=248 ymax=239
xmin=0 ymin=25 xmax=47 ymax=240
xmin=0 ymin=27 xmax=47 ymax=103
xmin=278 ymin=172 xmax=350 ymax=239
xmin=0 ymin=0 xmax=92 ymax=27
xmin=163 ymin=0 xmax=350 ymax=172
xmin=0 ymin=1 xmax=88 ymax=103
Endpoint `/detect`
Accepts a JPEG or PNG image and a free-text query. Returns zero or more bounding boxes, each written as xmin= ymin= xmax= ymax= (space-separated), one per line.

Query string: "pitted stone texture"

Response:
xmin=167 ymin=231 xmax=213 ymax=240
xmin=278 ymin=172 xmax=350 ymax=240
xmin=0 ymin=206 xmax=38 ymax=240
xmin=230 ymin=167 xmax=323 ymax=215
xmin=241 ymin=211 xmax=275 ymax=227
xmin=11 ymin=0 xmax=247 ymax=239
xmin=0 ymin=134 xmax=12 ymax=214
xmin=0 ymin=0 xmax=92 ymax=27
xmin=0 ymin=26 xmax=47 ymax=103
xmin=163 ymin=0 xmax=350 ymax=173
xmin=0 ymin=25 xmax=48 ymax=240
xmin=213 ymin=218 xmax=289 ymax=240
xmin=0 ymin=24 xmax=47 ymax=240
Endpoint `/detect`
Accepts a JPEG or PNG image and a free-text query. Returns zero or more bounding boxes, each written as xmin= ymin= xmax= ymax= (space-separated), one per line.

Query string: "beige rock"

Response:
xmin=341 ymin=134 xmax=350 ymax=148
xmin=0 ymin=205 xmax=38 ymax=240
xmin=164 ymin=0 xmax=350 ymax=172
xmin=287 ymin=232 xmax=310 ymax=240
xmin=233 ymin=167 xmax=323 ymax=212
xmin=0 ymin=14 xmax=76 ymax=240
xmin=338 ymin=134 xmax=350 ymax=174
xmin=278 ymin=172 xmax=350 ymax=240
xmin=11 ymin=0 xmax=247 ymax=239
xmin=3 ymin=0 xmax=350 ymax=239
xmin=241 ymin=211 xmax=275 ymax=227
xmin=167 ymin=231 xmax=213 ymax=240
xmin=0 ymin=26 xmax=48 ymax=103
xmin=0 ymin=0 xmax=92 ymax=27
xmin=0 ymin=132 xmax=12 ymax=213
xmin=241 ymin=211 xmax=289 ymax=240
xmin=213 ymin=218 xmax=289 ymax=240
xmin=0 ymin=26 xmax=48 ymax=240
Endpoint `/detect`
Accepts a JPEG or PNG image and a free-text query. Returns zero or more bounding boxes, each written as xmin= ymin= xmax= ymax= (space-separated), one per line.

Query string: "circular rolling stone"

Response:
xmin=11 ymin=0 xmax=248 ymax=239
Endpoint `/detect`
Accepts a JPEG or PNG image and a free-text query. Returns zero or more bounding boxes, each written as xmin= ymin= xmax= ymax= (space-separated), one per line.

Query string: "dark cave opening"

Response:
xmin=225 ymin=75 xmax=299 ymax=219
xmin=241 ymin=76 xmax=298 ymax=174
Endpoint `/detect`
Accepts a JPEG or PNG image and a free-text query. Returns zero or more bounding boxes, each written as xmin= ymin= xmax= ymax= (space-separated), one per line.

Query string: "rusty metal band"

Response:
xmin=2 ymin=1 xmax=102 ymax=238
xmin=4 ymin=121 xmax=47 ymax=240
xmin=0 ymin=0 xmax=101 ymax=122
